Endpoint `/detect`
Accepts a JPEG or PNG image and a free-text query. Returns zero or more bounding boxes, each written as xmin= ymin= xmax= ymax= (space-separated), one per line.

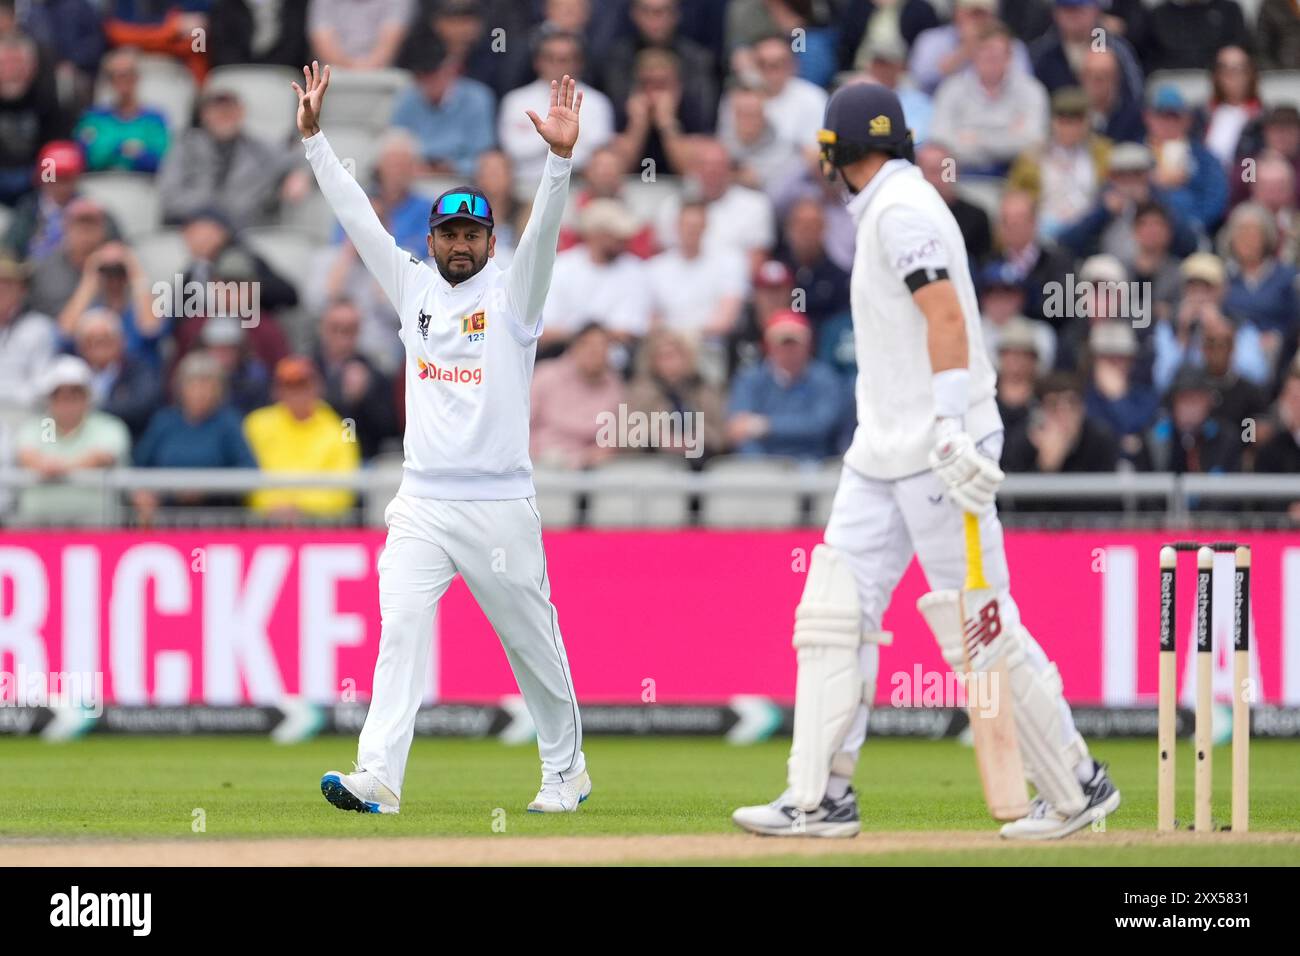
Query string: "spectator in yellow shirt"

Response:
xmin=243 ymin=355 xmax=360 ymax=520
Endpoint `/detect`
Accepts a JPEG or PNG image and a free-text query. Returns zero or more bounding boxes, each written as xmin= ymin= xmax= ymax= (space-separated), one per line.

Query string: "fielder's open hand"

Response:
xmin=929 ymin=417 xmax=1004 ymax=513
xmin=292 ymin=60 xmax=331 ymax=139
xmin=526 ymin=73 xmax=583 ymax=159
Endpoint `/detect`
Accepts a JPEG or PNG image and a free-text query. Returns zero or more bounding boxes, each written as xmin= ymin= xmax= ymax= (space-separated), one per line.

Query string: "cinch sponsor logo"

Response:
xmin=417 ymin=357 xmax=483 ymax=385
xmin=460 ymin=310 xmax=487 ymax=335
xmin=894 ymin=237 xmax=940 ymax=273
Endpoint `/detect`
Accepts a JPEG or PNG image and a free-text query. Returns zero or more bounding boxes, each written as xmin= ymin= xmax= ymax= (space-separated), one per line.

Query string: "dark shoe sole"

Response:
xmin=321 ymin=773 xmax=382 ymax=814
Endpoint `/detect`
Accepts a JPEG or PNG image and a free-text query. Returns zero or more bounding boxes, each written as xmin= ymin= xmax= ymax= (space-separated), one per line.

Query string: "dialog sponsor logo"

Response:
xmin=416 ymin=357 xmax=483 ymax=385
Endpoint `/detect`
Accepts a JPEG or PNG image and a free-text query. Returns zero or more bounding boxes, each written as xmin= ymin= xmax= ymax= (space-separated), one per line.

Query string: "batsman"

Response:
xmin=732 ymin=84 xmax=1120 ymax=840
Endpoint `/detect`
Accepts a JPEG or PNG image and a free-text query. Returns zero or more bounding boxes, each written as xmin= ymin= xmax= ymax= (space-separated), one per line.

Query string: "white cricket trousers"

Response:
xmin=358 ymin=492 xmax=584 ymax=797
xmin=824 ymin=435 xmax=1082 ymax=766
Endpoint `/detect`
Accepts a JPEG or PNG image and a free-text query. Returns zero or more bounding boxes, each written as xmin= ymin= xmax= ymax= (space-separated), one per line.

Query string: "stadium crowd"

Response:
xmin=1 ymin=0 xmax=1299 ymax=524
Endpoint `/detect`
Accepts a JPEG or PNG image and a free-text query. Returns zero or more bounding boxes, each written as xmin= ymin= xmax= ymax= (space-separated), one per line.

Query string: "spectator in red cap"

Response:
xmin=727 ymin=256 xmax=793 ymax=377
xmin=3 ymin=139 xmax=88 ymax=260
xmin=725 ymin=309 xmax=847 ymax=460
xmin=0 ymin=31 xmax=68 ymax=205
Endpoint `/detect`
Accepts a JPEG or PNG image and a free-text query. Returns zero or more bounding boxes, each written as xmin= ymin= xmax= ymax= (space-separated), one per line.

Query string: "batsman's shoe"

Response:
xmin=320 ymin=767 xmax=400 ymax=815
xmin=999 ymin=761 xmax=1120 ymax=840
xmin=527 ymin=770 xmax=592 ymax=813
xmin=731 ymin=788 xmax=860 ymax=838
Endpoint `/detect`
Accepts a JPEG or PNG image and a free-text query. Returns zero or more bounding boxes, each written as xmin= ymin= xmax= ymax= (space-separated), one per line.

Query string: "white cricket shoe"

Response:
xmin=320 ymin=766 xmax=400 ymax=815
xmin=527 ymin=770 xmax=592 ymax=813
xmin=1000 ymin=761 xmax=1120 ymax=840
xmin=732 ymin=788 xmax=861 ymax=838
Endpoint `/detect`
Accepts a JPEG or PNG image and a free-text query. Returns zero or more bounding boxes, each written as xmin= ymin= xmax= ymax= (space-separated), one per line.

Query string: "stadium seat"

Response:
xmin=1146 ymin=70 xmax=1212 ymax=108
xmin=1259 ymin=71 xmax=1300 ymax=109
xmin=96 ymin=53 xmax=196 ymax=132
xmin=275 ymin=304 xmax=317 ymax=353
xmin=241 ymin=225 xmax=321 ymax=301
xmin=618 ymin=174 xmax=683 ymax=224
xmin=280 ymin=186 xmax=337 ymax=243
xmin=808 ymin=458 xmax=845 ymax=527
xmin=587 ymin=456 xmax=691 ymax=527
xmin=317 ymin=68 xmax=412 ymax=133
xmin=205 ymin=65 xmax=300 ymax=146
xmin=955 ymin=175 xmax=1004 ymax=222
xmin=79 ymin=172 xmax=162 ymax=239
xmin=531 ymin=468 xmax=580 ymax=528
xmin=321 ymin=124 xmax=384 ymax=185
xmin=131 ymin=229 xmax=189 ymax=286
xmin=412 ymin=175 xmax=462 ymax=200
xmin=363 ymin=452 xmax=405 ymax=525
xmin=699 ymin=456 xmax=803 ymax=528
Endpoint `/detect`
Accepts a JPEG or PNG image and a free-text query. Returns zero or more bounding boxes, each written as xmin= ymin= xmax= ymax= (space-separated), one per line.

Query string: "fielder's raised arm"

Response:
xmin=293 ymin=61 xmax=419 ymax=315
xmin=503 ymin=75 xmax=583 ymax=334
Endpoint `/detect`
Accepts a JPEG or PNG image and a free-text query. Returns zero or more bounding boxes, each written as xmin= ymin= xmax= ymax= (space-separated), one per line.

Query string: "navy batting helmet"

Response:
xmin=817 ymin=82 xmax=915 ymax=176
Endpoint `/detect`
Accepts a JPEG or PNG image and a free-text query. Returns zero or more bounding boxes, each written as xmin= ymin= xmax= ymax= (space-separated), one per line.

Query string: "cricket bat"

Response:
xmin=958 ymin=512 xmax=1030 ymax=821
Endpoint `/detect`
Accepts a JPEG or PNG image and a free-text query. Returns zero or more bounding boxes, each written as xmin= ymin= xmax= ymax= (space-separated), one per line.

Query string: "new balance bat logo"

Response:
xmin=964 ymin=598 xmax=1002 ymax=656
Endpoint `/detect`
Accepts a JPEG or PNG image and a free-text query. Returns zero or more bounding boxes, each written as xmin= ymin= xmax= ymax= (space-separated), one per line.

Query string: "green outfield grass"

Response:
xmin=0 ymin=736 xmax=1297 ymax=864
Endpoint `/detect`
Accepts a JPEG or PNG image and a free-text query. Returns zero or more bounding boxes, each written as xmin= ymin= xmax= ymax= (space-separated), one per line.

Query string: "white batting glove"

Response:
xmin=928 ymin=418 xmax=1004 ymax=513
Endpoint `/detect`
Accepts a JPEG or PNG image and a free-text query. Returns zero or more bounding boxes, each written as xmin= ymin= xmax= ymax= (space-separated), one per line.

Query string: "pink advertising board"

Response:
xmin=1 ymin=530 xmax=1297 ymax=707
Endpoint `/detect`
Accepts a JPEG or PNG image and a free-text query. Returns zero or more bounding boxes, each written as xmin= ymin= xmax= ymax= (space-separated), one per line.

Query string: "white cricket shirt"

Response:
xmin=842 ymin=159 xmax=1001 ymax=480
xmin=304 ymin=130 xmax=572 ymax=499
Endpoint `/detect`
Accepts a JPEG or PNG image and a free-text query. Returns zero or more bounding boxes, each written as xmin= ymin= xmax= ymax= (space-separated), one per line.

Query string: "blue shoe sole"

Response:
xmin=526 ymin=791 xmax=590 ymax=813
xmin=321 ymin=773 xmax=381 ymax=814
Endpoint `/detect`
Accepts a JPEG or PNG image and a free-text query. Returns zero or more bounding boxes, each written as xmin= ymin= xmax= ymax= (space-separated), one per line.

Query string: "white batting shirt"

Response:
xmin=842 ymin=159 xmax=1001 ymax=480
xmin=304 ymin=131 xmax=572 ymax=500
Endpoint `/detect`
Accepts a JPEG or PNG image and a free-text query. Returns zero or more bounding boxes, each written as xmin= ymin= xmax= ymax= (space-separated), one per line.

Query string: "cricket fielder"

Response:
xmin=732 ymin=83 xmax=1120 ymax=840
xmin=292 ymin=63 xmax=590 ymax=814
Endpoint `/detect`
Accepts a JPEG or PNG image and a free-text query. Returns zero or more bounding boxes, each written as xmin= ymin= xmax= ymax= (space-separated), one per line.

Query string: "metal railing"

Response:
xmin=0 ymin=466 xmax=1298 ymax=528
